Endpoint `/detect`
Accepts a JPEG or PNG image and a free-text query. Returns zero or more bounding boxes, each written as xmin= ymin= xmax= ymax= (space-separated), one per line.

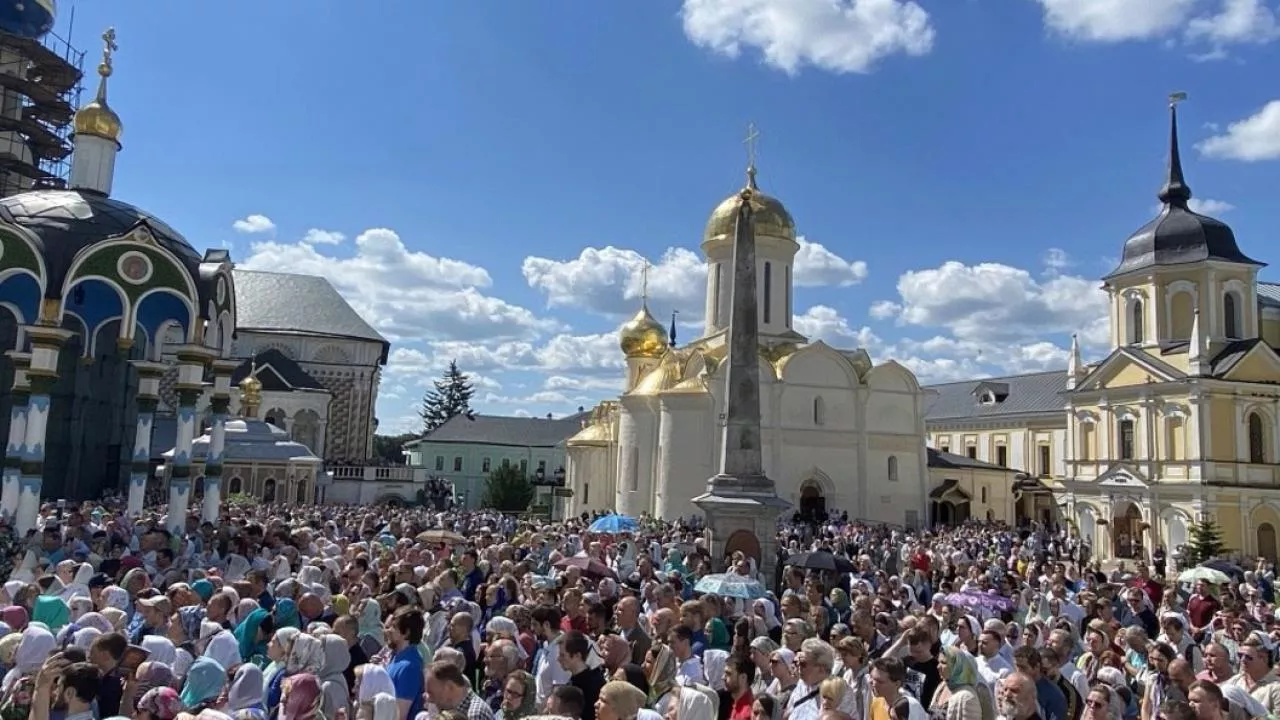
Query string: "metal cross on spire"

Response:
xmin=101 ymin=27 xmax=118 ymax=72
xmin=640 ymin=259 xmax=651 ymax=305
xmin=744 ymin=122 xmax=760 ymax=169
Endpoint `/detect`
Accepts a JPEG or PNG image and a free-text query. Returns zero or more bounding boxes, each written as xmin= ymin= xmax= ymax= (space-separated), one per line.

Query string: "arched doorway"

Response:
xmin=724 ymin=529 xmax=762 ymax=566
xmin=929 ymin=479 xmax=972 ymax=527
xmin=798 ymin=482 xmax=826 ymax=523
xmin=1112 ymin=501 xmax=1143 ymax=559
xmin=295 ymin=482 xmax=307 ymax=504
xmin=228 ymin=476 xmax=243 ymax=494
xmin=1165 ymin=513 xmax=1189 ymax=554
xmin=1259 ymin=523 xmax=1278 ymax=563
xmin=263 ymin=478 xmax=277 ymax=503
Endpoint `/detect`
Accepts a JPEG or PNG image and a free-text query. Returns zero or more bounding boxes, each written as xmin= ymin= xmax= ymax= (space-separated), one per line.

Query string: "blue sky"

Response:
xmin=59 ymin=1 xmax=1280 ymax=433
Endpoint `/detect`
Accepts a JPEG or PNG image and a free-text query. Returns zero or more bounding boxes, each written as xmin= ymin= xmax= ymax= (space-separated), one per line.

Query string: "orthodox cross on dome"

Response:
xmin=743 ymin=122 xmax=761 ymax=188
xmin=100 ymin=27 xmax=118 ymax=76
xmin=640 ymin=259 xmax=651 ymax=305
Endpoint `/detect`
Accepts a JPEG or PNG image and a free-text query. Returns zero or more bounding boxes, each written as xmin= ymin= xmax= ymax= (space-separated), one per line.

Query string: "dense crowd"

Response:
xmin=0 ymin=501 xmax=1276 ymax=720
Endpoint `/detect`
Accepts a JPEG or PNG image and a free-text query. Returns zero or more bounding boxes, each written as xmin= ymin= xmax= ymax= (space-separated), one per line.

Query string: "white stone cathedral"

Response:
xmin=566 ymin=167 xmax=931 ymax=526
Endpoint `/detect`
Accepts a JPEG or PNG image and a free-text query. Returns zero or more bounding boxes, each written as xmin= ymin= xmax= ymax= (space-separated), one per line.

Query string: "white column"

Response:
xmin=2 ymin=352 xmax=31 ymax=520
xmin=168 ymin=345 xmax=215 ymax=533
xmin=15 ymin=326 xmax=72 ymax=536
xmin=203 ymin=360 xmax=237 ymax=523
xmin=128 ymin=361 xmax=166 ymax=518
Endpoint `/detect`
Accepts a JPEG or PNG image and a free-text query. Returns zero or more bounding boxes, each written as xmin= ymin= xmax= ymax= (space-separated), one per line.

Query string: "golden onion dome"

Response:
xmin=619 ymin=304 xmax=669 ymax=359
xmin=703 ymin=169 xmax=796 ymax=246
xmin=75 ymin=30 xmax=123 ymax=145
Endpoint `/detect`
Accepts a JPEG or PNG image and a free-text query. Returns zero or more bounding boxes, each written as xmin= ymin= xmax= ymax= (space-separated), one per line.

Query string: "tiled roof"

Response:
xmin=406 ymin=411 xmax=593 ymax=449
xmin=1259 ymin=282 xmax=1280 ymax=309
xmin=232 ymin=270 xmax=388 ymax=360
xmin=927 ymin=447 xmax=1019 ymax=473
xmin=230 ymin=349 xmax=326 ymax=391
xmin=923 ymin=370 xmax=1068 ymax=422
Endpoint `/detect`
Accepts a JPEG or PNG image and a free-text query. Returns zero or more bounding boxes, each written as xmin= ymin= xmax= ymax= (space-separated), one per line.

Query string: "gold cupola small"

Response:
xmin=618 ymin=261 xmax=668 ymax=359
xmin=74 ymin=27 xmax=122 ymax=145
xmin=239 ymin=363 xmax=263 ymax=419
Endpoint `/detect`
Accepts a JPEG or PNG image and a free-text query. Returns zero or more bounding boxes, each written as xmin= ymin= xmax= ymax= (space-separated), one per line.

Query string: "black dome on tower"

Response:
xmin=1104 ymin=99 xmax=1263 ymax=280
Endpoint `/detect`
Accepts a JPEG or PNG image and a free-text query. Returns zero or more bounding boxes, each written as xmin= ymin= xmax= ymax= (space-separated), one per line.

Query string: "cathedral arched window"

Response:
xmin=763 ymin=262 xmax=772 ymax=325
xmin=1130 ymin=299 xmax=1145 ymax=345
xmin=1118 ymin=418 xmax=1136 ymax=460
xmin=813 ymin=396 xmax=825 ymax=426
xmin=1224 ymin=292 xmax=1241 ymax=339
xmin=887 ymin=455 xmax=898 ymax=482
xmin=1249 ymin=412 xmax=1267 ymax=464
xmin=228 ymin=476 xmax=242 ymax=494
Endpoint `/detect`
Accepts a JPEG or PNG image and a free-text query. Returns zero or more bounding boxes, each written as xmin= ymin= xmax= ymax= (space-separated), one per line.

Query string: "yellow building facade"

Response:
xmin=925 ymin=100 xmax=1280 ymax=563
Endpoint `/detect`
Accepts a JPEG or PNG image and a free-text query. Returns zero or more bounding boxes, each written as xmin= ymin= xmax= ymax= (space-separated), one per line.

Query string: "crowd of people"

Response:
xmin=0 ymin=501 xmax=1277 ymax=720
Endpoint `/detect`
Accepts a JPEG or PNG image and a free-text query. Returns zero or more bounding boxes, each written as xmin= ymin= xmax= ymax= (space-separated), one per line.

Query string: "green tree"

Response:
xmin=372 ymin=432 xmax=419 ymax=465
xmin=1187 ymin=518 xmax=1226 ymax=564
xmin=482 ymin=464 xmax=535 ymax=513
xmin=420 ymin=360 xmax=476 ymax=433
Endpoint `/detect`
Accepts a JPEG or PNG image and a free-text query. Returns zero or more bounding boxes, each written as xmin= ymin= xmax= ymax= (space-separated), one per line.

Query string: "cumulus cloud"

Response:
xmin=1197 ymin=100 xmax=1280 ymax=161
xmin=522 ymin=238 xmax=867 ymax=319
xmin=680 ymin=0 xmax=934 ymax=75
xmin=793 ymin=305 xmax=879 ymax=347
xmin=302 ymin=229 xmax=346 ymax=245
xmin=1033 ymin=0 xmax=1280 ymax=52
xmin=241 ymin=228 xmax=558 ymax=342
xmin=232 ymin=214 xmax=275 ymax=234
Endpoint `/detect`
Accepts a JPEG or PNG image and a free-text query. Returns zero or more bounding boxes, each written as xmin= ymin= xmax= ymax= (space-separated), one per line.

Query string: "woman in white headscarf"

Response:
xmin=204 ymin=630 xmax=243 ymax=674
xmin=667 ymin=684 xmax=716 ymax=720
xmin=1 ymin=625 xmax=56 ymax=697
xmin=141 ymin=635 xmax=179 ymax=667
xmin=318 ymin=634 xmax=350 ymax=720
xmin=356 ymin=664 xmax=396 ymax=718
xmin=98 ymin=585 xmax=129 ymax=612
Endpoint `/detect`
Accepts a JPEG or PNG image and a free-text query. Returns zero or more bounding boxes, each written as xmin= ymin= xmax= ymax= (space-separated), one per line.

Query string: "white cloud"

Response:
xmin=1042 ymin=248 xmax=1073 ymax=276
xmin=793 ymin=239 xmax=868 ymax=286
xmin=1188 ymin=197 xmax=1237 ymax=214
xmin=232 ymin=214 xmax=276 ymax=234
xmin=302 ymin=228 xmax=346 ymax=245
xmin=1197 ymin=100 xmax=1280 ymax=161
xmin=522 ymin=238 xmax=867 ymax=319
xmin=793 ymin=305 xmax=879 ymax=347
xmin=1186 ymin=0 xmax=1280 ymax=44
xmin=680 ymin=0 xmax=935 ymax=75
xmin=522 ymin=246 xmax=706 ymax=318
xmin=241 ymin=228 xmax=558 ymax=342
xmin=1033 ymin=0 xmax=1279 ymax=52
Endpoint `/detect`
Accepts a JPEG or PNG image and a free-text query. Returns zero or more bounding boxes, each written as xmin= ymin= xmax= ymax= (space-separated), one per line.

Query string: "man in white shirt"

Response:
xmin=532 ymin=605 xmax=571 ymax=707
xmin=669 ymin=626 xmax=705 ymax=686
xmin=978 ymin=630 xmax=1014 ymax=687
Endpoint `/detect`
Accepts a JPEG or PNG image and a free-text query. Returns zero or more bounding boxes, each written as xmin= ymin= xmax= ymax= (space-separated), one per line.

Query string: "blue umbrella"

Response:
xmin=588 ymin=514 xmax=639 ymax=534
xmin=694 ymin=573 xmax=767 ymax=600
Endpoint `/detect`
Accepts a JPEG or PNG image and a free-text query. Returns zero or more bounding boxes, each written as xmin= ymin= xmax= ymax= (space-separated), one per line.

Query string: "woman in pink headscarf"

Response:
xmin=280 ymin=673 xmax=323 ymax=720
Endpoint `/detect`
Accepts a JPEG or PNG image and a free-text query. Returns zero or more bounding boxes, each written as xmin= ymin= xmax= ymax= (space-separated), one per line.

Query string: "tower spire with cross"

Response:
xmin=744 ymin=121 xmax=760 ymax=189
xmin=640 ymin=259 xmax=651 ymax=307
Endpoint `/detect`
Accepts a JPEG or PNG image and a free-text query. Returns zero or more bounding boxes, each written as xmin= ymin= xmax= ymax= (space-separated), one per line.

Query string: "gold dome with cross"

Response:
xmin=703 ymin=123 xmax=796 ymax=246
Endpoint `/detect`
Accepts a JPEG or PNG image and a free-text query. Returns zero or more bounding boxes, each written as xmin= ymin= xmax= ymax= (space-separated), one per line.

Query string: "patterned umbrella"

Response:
xmin=694 ymin=573 xmax=767 ymax=600
xmin=941 ymin=591 xmax=1016 ymax=612
xmin=554 ymin=555 xmax=617 ymax=579
xmin=588 ymin=514 xmax=639 ymax=535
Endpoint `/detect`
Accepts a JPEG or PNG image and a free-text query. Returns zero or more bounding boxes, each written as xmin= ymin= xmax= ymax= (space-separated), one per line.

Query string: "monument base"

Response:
xmin=694 ymin=474 xmax=790 ymax=589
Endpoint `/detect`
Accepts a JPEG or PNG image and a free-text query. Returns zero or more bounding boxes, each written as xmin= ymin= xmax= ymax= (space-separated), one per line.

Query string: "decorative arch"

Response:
xmin=864 ymin=360 xmax=921 ymax=393
xmin=1076 ymin=504 xmax=1098 ymax=546
xmin=63 ymin=277 xmax=127 ymax=345
xmin=1111 ymin=498 xmax=1145 ymax=559
xmin=777 ymin=341 xmax=861 ymax=389
xmin=264 ymin=408 xmax=289 ymax=430
xmin=228 ymin=476 xmax=243 ymax=494
xmin=1165 ymin=279 xmax=1198 ymax=341
xmin=312 ymin=344 xmax=352 ymax=364
xmin=148 ymin=318 xmax=184 ymax=361
xmin=216 ymin=310 xmax=234 ymax=359
xmin=724 ymin=529 xmax=762 ymax=565
xmin=293 ymin=409 xmax=322 ymax=454
xmin=0 ymin=224 xmax=50 ymax=294
xmin=132 ymin=287 xmax=195 ymax=346
xmin=795 ymin=466 xmax=836 ymax=498
xmin=1122 ymin=289 xmax=1147 ymax=345
xmin=0 ymin=271 xmax=41 ymax=328
xmin=1248 ymin=410 xmax=1270 ymax=464
xmin=1222 ymin=278 xmax=1249 ymax=339
xmin=61 ymin=230 xmax=200 ymax=310
xmin=1161 ymin=508 xmax=1192 ymax=550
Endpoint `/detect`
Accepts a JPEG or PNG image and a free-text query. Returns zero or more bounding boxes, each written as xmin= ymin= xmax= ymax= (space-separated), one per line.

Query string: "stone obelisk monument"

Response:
xmin=693 ymin=126 xmax=790 ymax=580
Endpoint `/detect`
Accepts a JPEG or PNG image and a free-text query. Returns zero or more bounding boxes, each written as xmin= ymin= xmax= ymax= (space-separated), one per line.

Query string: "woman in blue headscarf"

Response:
xmin=179 ymin=656 xmax=227 ymax=713
xmin=273 ymin=598 xmax=301 ymax=630
xmin=233 ymin=608 xmax=274 ymax=666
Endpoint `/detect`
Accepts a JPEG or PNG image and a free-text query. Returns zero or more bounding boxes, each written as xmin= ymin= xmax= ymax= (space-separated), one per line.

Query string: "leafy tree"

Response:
xmin=372 ymin=433 xmax=419 ymax=465
xmin=420 ymin=360 xmax=476 ymax=433
xmin=1187 ymin=518 xmax=1226 ymax=564
xmin=225 ymin=493 xmax=258 ymax=508
xmin=482 ymin=464 xmax=535 ymax=513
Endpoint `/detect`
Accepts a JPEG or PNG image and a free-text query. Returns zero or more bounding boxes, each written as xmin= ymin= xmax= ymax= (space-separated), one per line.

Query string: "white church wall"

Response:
xmin=658 ymin=394 xmax=715 ymax=521
xmin=776 ymin=438 xmax=860 ymax=513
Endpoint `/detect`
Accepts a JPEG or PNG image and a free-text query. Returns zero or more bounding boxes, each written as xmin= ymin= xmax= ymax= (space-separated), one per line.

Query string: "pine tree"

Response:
xmin=1187 ymin=518 xmax=1226 ymax=564
xmin=419 ymin=360 xmax=476 ymax=433
xmin=483 ymin=464 xmax=535 ymax=512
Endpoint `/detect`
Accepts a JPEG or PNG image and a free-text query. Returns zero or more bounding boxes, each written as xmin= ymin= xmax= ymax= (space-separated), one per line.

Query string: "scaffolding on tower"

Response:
xmin=0 ymin=20 xmax=83 ymax=195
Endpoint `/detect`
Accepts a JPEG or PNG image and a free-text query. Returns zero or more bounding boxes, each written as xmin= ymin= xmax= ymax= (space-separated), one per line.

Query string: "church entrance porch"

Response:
xmin=797 ymin=482 xmax=827 ymax=524
xmin=929 ymin=479 xmax=971 ymax=527
xmin=1112 ymin=501 xmax=1144 ymax=560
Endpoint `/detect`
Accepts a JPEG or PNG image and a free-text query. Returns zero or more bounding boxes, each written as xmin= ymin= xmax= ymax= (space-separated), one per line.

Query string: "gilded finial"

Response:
xmin=743 ymin=122 xmax=760 ymax=190
xmin=238 ymin=359 xmax=263 ymax=418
